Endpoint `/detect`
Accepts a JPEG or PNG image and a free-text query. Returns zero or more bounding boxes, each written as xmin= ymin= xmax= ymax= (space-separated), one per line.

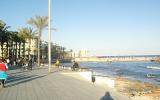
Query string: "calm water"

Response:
xmin=63 ymin=61 xmax=160 ymax=85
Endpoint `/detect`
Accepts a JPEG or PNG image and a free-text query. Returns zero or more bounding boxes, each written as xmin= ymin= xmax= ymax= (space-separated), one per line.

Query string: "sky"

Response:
xmin=0 ymin=0 xmax=160 ymax=56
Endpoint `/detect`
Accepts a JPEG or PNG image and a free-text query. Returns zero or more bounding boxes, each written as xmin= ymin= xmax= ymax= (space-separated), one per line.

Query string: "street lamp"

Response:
xmin=48 ymin=0 xmax=51 ymax=72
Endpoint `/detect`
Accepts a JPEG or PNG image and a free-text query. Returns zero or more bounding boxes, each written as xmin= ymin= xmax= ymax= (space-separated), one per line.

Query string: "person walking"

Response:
xmin=0 ymin=59 xmax=8 ymax=88
xmin=55 ymin=59 xmax=60 ymax=68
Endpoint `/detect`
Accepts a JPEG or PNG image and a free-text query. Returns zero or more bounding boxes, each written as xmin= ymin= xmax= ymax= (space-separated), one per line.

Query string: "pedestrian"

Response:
xmin=72 ymin=61 xmax=79 ymax=71
xmin=6 ymin=58 xmax=10 ymax=66
xmin=29 ymin=58 xmax=33 ymax=70
xmin=55 ymin=59 xmax=60 ymax=68
xmin=22 ymin=58 xmax=28 ymax=71
xmin=0 ymin=59 xmax=8 ymax=88
xmin=91 ymin=71 xmax=96 ymax=84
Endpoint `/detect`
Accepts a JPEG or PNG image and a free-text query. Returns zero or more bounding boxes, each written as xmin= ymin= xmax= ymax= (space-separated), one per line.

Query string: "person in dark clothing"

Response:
xmin=72 ymin=61 xmax=79 ymax=71
xmin=28 ymin=58 xmax=33 ymax=70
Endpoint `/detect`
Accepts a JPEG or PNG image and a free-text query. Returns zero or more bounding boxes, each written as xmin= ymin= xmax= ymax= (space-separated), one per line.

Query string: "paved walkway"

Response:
xmin=0 ymin=67 xmax=131 ymax=100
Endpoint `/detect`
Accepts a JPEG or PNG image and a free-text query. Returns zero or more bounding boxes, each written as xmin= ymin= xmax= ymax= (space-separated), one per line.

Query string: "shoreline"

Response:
xmin=62 ymin=61 xmax=160 ymax=86
xmin=61 ymin=66 xmax=160 ymax=100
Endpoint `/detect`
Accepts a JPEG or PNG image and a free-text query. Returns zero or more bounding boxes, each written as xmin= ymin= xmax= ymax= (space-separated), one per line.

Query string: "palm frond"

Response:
xmin=27 ymin=16 xmax=48 ymax=32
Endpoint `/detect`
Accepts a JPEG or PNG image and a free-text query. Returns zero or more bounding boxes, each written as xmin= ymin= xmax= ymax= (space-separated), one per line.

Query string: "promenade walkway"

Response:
xmin=0 ymin=67 xmax=130 ymax=100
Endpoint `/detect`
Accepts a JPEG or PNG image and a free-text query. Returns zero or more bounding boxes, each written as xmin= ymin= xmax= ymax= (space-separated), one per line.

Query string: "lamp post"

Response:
xmin=48 ymin=0 xmax=51 ymax=72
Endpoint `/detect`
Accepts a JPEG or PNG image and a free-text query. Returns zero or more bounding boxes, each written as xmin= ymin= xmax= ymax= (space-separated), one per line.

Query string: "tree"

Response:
xmin=17 ymin=32 xmax=25 ymax=58
xmin=18 ymin=27 xmax=36 ymax=59
xmin=27 ymin=16 xmax=48 ymax=67
xmin=11 ymin=32 xmax=19 ymax=60
xmin=0 ymin=20 xmax=11 ymax=58
xmin=18 ymin=28 xmax=28 ymax=58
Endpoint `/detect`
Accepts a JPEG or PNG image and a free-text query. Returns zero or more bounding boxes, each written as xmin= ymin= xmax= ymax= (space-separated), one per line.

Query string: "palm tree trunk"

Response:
xmin=10 ymin=41 xmax=13 ymax=60
xmin=12 ymin=42 xmax=16 ymax=63
xmin=18 ymin=42 xmax=21 ymax=58
xmin=23 ymin=42 xmax=25 ymax=58
xmin=29 ymin=39 xmax=31 ymax=59
xmin=1 ymin=43 xmax=4 ymax=58
xmin=38 ymin=31 xmax=41 ymax=67
xmin=15 ymin=42 xmax=17 ymax=60
xmin=6 ymin=42 xmax=9 ymax=58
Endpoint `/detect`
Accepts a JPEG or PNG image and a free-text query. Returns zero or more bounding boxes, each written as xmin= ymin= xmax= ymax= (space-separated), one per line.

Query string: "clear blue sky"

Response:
xmin=1 ymin=0 xmax=160 ymax=56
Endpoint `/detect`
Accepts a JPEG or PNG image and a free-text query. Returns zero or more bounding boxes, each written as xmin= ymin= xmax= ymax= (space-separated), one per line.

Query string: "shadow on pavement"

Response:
xmin=5 ymin=74 xmax=47 ymax=88
xmin=101 ymin=92 xmax=114 ymax=100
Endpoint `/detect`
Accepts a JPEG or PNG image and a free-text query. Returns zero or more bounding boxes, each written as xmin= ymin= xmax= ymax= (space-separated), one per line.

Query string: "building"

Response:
xmin=0 ymin=38 xmax=38 ymax=59
xmin=72 ymin=50 xmax=90 ymax=58
xmin=25 ymin=38 xmax=38 ymax=58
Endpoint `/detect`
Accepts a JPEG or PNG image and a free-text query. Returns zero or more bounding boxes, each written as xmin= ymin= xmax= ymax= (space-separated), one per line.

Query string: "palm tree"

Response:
xmin=5 ymin=31 xmax=13 ymax=58
xmin=18 ymin=27 xmax=36 ymax=59
xmin=18 ymin=28 xmax=30 ymax=58
xmin=11 ymin=32 xmax=19 ymax=60
xmin=0 ymin=20 xmax=11 ymax=58
xmin=27 ymin=16 xmax=48 ymax=67
xmin=17 ymin=33 xmax=25 ymax=58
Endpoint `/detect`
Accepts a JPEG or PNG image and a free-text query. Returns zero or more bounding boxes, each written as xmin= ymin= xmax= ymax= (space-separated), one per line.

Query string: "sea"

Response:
xmin=63 ymin=61 xmax=160 ymax=85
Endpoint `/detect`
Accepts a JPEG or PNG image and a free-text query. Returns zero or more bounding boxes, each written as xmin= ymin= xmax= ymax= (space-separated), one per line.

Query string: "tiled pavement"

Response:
xmin=0 ymin=67 xmax=130 ymax=100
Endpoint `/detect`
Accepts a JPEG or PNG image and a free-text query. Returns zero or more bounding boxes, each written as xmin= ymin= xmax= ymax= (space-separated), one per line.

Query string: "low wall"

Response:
xmin=77 ymin=71 xmax=115 ymax=88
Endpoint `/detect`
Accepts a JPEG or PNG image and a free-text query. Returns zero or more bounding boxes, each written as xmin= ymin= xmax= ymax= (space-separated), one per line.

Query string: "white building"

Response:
xmin=25 ymin=38 xmax=38 ymax=56
xmin=72 ymin=50 xmax=90 ymax=58
xmin=0 ymin=38 xmax=38 ymax=59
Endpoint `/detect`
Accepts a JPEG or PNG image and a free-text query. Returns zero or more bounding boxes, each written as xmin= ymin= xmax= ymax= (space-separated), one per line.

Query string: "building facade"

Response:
xmin=0 ymin=38 xmax=38 ymax=59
